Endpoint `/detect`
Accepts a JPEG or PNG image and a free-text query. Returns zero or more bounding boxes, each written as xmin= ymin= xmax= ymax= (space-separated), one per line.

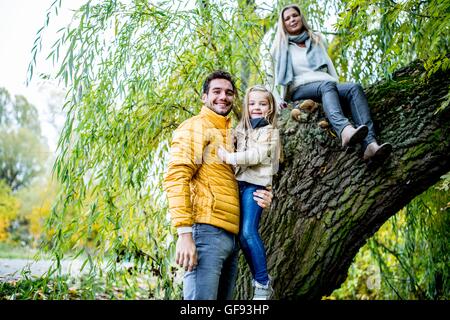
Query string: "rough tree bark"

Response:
xmin=235 ymin=59 xmax=450 ymax=299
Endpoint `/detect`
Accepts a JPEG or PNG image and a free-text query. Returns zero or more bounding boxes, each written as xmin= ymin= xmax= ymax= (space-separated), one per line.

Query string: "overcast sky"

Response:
xmin=0 ymin=0 xmax=84 ymax=152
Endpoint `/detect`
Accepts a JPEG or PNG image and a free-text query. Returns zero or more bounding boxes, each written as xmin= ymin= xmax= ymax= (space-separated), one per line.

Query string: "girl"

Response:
xmin=218 ymin=85 xmax=280 ymax=300
xmin=270 ymin=4 xmax=392 ymax=163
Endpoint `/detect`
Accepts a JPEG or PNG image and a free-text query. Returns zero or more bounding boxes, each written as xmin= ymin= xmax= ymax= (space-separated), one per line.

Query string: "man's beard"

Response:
xmin=206 ymin=101 xmax=233 ymax=116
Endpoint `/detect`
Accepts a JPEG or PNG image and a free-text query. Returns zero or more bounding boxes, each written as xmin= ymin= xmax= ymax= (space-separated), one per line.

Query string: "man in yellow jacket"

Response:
xmin=164 ymin=70 xmax=272 ymax=300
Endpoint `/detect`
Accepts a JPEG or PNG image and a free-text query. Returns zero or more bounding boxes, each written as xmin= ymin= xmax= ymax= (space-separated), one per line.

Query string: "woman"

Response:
xmin=270 ymin=4 xmax=392 ymax=163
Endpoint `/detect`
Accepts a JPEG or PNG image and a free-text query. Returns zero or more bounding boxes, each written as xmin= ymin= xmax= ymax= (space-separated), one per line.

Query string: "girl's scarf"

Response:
xmin=275 ymin=31 xmax=329 ymax=86
xmin=250 ymin=117 xmax=269 ymax=129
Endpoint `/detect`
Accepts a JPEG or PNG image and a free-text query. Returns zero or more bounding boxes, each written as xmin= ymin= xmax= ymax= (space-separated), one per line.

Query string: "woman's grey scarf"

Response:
xmin=275 ymin=31 xmax=329 ymax=86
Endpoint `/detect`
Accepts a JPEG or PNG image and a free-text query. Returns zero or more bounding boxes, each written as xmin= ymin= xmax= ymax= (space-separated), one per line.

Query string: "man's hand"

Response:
xmin=176 ymin=233 xmax=198 ymax=272
xmin=253 ymin=188 xmax=273 ymax=208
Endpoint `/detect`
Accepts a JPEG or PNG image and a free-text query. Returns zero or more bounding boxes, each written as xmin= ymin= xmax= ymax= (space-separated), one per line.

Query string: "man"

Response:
xmin=163 ymin=70 xmax=272 ymax=300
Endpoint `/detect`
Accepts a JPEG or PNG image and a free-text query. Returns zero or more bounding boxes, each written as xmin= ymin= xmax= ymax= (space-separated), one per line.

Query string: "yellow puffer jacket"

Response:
xmin=163 ymin=106 xmax=240 ymax=235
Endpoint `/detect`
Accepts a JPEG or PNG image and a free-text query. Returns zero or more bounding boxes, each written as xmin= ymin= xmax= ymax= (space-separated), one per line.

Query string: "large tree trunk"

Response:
xmin=235 ymin=59 xmax=450 ymax=299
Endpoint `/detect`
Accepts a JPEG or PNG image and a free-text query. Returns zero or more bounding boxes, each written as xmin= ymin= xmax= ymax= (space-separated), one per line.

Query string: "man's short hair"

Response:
xmin=202 ymin=70 xmax=236 ymax=95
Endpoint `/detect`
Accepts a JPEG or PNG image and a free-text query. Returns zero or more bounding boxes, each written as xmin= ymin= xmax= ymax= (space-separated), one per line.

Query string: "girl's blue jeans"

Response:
xmin=292 ymin=81 xmax=376 ymax=151
xmin=238 ymin=181 xmax=269 ymax=285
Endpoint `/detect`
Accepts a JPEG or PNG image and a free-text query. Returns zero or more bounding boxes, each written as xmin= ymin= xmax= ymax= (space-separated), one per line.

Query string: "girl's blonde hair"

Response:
xmin=271 ymin=4 xmax=320 ymax=56
xmin=238 ymin=85 xmax=277 ymax=131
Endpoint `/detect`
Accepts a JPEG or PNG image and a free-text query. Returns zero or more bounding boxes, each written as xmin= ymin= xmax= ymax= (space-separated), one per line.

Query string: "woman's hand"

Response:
xmin=279 ymin=101 xmax=288 ymax=110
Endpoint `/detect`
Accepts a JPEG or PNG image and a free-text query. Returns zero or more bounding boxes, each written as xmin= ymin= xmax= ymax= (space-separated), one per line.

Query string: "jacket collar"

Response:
xmin=200 ymin=106 xmax=232 ymax=129
xmin=250 ymin=117 xmax=269 ymax=129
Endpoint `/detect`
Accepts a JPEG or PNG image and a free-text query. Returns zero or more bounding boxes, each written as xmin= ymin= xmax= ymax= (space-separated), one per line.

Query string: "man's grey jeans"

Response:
xmin=292 ymin=81 xmax=376 ymax=150
xmin=183 ymin=223 xmax=239 ymax=300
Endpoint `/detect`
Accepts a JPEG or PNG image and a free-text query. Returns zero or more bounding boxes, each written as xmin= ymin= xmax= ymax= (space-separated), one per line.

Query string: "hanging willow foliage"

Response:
xmin=30 ymin=0 xmax=275 ymax=298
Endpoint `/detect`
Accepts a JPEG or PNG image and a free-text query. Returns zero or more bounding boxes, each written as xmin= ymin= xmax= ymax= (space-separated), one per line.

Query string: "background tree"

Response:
xmin=0 ymin=87 xmax=56 ymax=246
xmin=0 ymin=180 xmax=20 ymax=241
xmin=11 ymin=177 xmax=61 ymax=247
xmin=29 ymin=0 xmax=449 ymax=299
xmin=0 ymin=88 xmax=49 ymax=191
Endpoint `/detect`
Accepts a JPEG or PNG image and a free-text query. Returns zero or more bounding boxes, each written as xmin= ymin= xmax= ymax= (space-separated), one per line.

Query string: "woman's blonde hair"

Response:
xmin=271 ymin=4 xmax=320 ymax=56
xmin=238 ymin=85 xmax=277 ymax=131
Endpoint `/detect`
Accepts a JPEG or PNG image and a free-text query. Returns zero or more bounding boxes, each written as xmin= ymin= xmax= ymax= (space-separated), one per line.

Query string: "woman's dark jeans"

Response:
xmin=292 ymin=81 xmax=376 ymax=150
xmin=238 ymin=181 xmax=269 ymax=285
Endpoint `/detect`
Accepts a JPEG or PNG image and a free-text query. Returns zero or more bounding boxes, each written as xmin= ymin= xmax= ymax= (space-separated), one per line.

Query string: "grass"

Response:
xmin=0 ymin=269 xmax=181 ymax=300
xmin=0 ymin=242 xmax=48 ymax=259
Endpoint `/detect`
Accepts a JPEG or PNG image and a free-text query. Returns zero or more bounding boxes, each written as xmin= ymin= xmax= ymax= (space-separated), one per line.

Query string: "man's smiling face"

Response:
xmin=202 ymin=78 xmax=235 ymax=116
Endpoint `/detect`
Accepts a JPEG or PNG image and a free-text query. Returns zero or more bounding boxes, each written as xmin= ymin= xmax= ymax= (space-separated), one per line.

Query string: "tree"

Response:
xmin=330 ymin=0 xmax=450 ymax=85
xmin=30 ymin=0 xmax=449 ymax=299
xmin=0 ymin=88 xmax=48 ymax=191
xmin=233 ymin=61 xmax=450 ymax=299
xmin=0 ymin=180 xmax=20 ymax=241
xmin=330 ymin=180 xmax=449 ymax=300
xmin=0 ymin=88 xmax=41 ymax=133
xmin=30 ymin=1 xmax=274 ymax=298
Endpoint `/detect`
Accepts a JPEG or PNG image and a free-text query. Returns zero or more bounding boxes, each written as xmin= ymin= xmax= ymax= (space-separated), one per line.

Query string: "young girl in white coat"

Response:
xmin=218 ymin=85 xmax=280 ymax=300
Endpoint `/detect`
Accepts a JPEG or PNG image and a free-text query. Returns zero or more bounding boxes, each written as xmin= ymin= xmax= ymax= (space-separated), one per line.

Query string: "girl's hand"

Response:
xmin=217 ymin=146 xmax=228 ymax=162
